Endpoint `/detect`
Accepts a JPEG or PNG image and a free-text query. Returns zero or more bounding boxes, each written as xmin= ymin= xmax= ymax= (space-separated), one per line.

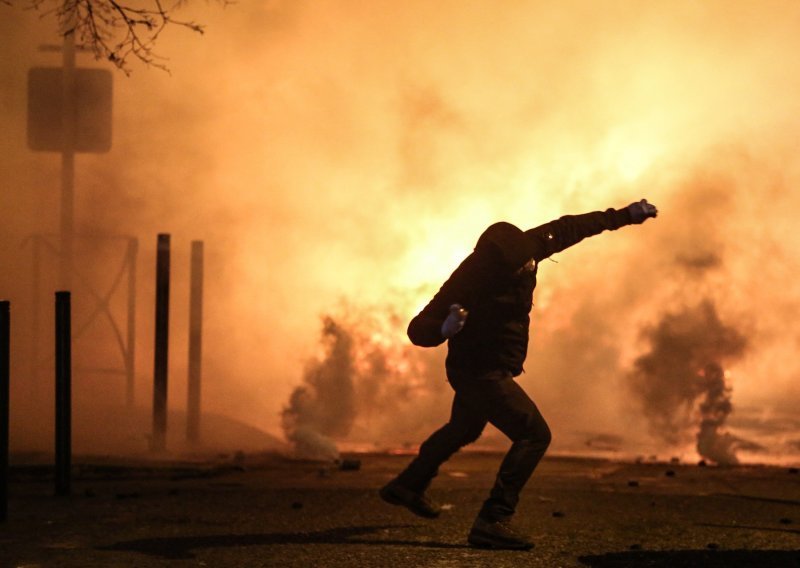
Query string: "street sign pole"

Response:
xmin=60 ymin=8 xmax=76 ymax=291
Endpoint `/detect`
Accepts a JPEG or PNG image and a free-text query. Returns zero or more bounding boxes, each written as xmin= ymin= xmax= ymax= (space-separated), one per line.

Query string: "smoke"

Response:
xmin=281 ymin=316 xmax=354 ymax=459
xmin=628 ymin=301 xmax=747 ymax=464
xmin=696 ymin=362 xmax=742 ymax=464
xmin=281 ymin=303 xmax=450 ymax=458
xmin=2 ymin=1 xmax=800 ymax=462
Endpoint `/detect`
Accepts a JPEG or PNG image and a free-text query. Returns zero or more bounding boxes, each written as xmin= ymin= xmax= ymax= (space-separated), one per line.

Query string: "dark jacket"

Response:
xmin=407 ymin=207 xmax=634 ymax=376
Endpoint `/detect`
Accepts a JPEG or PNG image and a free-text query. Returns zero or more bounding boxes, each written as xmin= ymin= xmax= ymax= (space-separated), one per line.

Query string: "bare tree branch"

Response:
xmin=13 ymin=0 xmax=229 ymax=74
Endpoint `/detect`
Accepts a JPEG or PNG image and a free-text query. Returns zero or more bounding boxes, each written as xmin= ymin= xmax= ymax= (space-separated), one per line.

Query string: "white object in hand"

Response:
xmin=441 ymin=304 xmax=468 ymax=339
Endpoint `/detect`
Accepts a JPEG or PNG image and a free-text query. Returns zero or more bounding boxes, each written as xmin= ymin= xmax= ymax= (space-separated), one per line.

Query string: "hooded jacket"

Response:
xmin=407 ymin=207 xmax=634 ymax=376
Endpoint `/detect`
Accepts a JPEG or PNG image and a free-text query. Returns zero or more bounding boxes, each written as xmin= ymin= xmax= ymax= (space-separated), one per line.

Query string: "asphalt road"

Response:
xmin=1 ymin=452 xmax=799 ymax=567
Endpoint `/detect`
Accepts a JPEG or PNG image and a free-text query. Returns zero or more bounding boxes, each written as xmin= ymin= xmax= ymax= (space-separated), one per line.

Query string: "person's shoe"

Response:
xmin=379 ymin=481 xmax=441 ymax=519
xmin=467 ymin=516 xmax=534 ymax=550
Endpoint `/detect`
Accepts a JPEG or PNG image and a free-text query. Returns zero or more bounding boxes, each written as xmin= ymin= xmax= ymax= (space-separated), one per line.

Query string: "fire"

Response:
xmin=5 ymin=2 xmax=800 ymax=464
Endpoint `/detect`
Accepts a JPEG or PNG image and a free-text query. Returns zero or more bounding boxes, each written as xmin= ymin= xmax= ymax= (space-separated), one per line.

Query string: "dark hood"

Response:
xmin=475 ymin=222 xmax=542 ymax=270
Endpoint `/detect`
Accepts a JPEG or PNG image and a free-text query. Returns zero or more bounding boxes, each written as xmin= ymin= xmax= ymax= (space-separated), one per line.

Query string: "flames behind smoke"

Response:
xmin=629 ymin=300 xmax=747 ymax=464
xmin=3 ymin=2 xmax=800 ymax=462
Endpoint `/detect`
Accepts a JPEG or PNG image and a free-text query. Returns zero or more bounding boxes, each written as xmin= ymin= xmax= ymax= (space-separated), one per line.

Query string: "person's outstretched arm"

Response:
xmin=407 ymin=200 xmax=657 ymax=345
xmin=526 ymin=199 xmax=657 ymax=261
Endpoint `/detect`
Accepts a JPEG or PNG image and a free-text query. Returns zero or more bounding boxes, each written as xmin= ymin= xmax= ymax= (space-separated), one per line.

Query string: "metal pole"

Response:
xmin=60 ymin=6 xmax=76 ymax=291
xmin=152 ymin=234 xmax=170 ymax=452
xmin=55 ymin=292 xmax=71 ymax=496
xmin=187 ymin=241 xmax=203 ymax=444
xmin=125 ymin=238 xmax=138 ymax=408
xmin=30 ymin=236 xmax=41 ymax=395
xmin=1 ymin=301 xmax=10 ymax=521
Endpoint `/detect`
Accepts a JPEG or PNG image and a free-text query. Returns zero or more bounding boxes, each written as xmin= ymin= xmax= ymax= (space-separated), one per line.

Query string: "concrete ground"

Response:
xmin=1 ymin=452 xmax=799 ymax=567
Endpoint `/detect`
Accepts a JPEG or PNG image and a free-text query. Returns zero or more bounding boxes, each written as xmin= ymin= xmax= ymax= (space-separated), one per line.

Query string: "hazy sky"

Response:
xmin=2 ymin=1 xmax=799 ymax=461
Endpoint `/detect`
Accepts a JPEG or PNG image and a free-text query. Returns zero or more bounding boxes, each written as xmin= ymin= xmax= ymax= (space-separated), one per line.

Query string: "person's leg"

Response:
xmin=394 ymin=392 xmax=488 ymax=492
xmin=455 ymin=372 xmax=551 ymax=522
xmin=381 ymin=390 xmax=488 ymax=518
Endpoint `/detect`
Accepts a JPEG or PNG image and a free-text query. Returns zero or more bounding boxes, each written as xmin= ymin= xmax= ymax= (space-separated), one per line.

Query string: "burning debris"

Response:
xmin=629 ymin=300 xmax=747 ymax=465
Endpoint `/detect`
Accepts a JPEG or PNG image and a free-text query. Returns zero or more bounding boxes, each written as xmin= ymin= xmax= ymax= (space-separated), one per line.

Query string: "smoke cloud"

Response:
xmin=282 ymin=305 xmax=450 ymax=458
xmin=1 ymin=1 xmax=799 ymax=463
xmin=281 ymin=316 xmax=355 ymax=460
xmin=628 ymin=301 xmax=747 ymax=464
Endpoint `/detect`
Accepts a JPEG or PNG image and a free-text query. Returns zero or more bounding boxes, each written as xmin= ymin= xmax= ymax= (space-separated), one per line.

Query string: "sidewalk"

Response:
xmin=2 ymin=452 xmax=799 ymax=567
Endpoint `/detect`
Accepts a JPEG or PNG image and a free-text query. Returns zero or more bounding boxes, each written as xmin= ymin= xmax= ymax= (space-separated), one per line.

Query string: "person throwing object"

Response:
xmin=380 ymin=199 xmax=658 ymax=550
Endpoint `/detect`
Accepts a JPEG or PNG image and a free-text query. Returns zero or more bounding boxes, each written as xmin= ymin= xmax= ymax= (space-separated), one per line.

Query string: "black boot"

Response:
xmin=468 ymin=516 xmax=533 ymax=550
xmin=379 ymin=480 xmax=441 ymax=519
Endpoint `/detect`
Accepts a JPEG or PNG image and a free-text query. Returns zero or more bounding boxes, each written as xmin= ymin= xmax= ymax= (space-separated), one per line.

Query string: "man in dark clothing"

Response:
xmin=380 ymin=199 xmax=658 ymax=550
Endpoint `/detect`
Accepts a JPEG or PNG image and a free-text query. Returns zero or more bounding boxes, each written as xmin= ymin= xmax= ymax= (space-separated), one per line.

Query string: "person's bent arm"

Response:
xmin=407 ymin=247 xmax=496 ymax=346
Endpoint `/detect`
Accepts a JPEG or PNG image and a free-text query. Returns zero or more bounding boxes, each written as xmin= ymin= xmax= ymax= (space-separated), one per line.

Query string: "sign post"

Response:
xmin=27 ymin=50 xmax=113 ymax=289
xmin=60 ymin=22 xmax=76 ymax=291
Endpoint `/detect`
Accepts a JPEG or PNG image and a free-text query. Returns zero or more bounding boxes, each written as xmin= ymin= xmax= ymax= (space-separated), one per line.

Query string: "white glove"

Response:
xmin=441 ymin=304 xmax=468 ymax=339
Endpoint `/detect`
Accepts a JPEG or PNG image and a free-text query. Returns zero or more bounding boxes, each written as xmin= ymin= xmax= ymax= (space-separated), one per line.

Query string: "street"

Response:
xmin=2 ymin=452 xmax=799 ymax=567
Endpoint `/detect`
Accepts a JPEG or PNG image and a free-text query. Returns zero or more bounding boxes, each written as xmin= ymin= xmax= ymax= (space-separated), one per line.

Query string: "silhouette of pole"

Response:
xmin=152 ymin=234 xmax=170 ymax=452
xmin=1 ymin=301 xmax=10 ymax=521
xmin=187 ymin=240 xmax=203 ymax=444
xmin=55 ymin=292 xmax=71 ymax=496
xmin=125 ymin=238 xmax=138 ymax=408
xmin=59 ymin=10 xmax=76 ymax=291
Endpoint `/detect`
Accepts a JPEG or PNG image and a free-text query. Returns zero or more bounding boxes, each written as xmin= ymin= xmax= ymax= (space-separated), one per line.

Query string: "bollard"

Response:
xmin=1 ymin=301 xmax=10 ymax=521
xmin=187 ymin=240 xmax=203 ymax=444
xmin=55 ymin=292 xmax=71 ymax=496
xmin=152 ymin=234 xmax=170 ymax=452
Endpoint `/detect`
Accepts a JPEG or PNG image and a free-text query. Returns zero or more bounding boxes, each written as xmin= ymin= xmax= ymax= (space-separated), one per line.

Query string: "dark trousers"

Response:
xmin=395 ymin=368 xmax=551 ymax=521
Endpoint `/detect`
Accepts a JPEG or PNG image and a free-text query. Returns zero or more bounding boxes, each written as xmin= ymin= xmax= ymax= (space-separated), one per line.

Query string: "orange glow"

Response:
xmin=2 ymin=1 xmax=800 ymax=464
